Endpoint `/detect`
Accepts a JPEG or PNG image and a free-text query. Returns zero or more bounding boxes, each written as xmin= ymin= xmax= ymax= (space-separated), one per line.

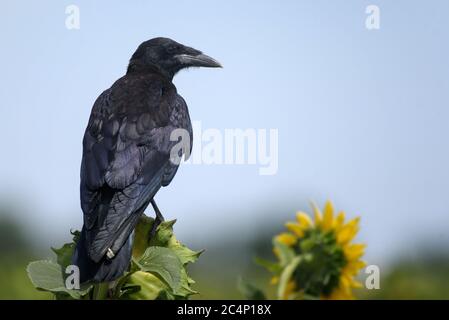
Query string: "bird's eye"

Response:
xmin=167 ymin=45 xmax=181 ymax=54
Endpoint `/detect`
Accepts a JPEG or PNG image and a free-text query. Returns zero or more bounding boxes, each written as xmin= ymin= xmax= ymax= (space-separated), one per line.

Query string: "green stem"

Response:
xmin=92 ymin=282 xmax=109 ymax=300
xmin=277 ymin=256 xmax=302 ymax=300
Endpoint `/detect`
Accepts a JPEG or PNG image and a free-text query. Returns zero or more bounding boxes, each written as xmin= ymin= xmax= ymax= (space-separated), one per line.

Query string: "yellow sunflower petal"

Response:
xmin=322 ymin=201 xmax=334 ymax=231
xmin=350 ymin=279 xmax=363 ymax=288
xmin=344 ymin=243 xmax=366 ymax=261
xmin=343 ymin=216 xmax=360 ymax=230
xmin=344 ymin=260 xmax=367 ymax=275
xmin=337 ymin=217 xmax=360 ymax=245
xmin=325 ymin=286 xmax=354 ymax=300
xmin=275 ymin=232 xmax=297 ymax=246
xmin=334 ymin=211 xmax=346 ymax=231
xmin=285 ymin=222 xmax=304 ymax=237
xmin=283 ymin=280 xmax=296 ymax=299
xmin=340 ymin=273 xmax=351 ymax=289
xmin=311 ymin=202 xmax=322 ymax=227
xmin=341 ymin=267 xmax=361 ymax=286
xmin=339 ymin=272 xmax=362 ymax=293
xmin=296 ymin=212 xmax=312 ymax=228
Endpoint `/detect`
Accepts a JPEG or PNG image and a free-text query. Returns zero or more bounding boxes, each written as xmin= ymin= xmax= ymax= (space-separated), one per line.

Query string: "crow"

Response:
xmin=72 ymin=37 xmax=221 ymax=283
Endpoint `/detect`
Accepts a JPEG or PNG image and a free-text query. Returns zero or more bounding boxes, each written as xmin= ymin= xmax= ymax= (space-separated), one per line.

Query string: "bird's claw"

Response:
xmin=149 ymin=216 xmax=162 ymax=241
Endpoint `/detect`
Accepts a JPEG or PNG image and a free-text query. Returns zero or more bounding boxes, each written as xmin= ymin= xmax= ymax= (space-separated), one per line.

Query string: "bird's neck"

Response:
xmin=126 ymin=60 xmax=174 ymax=80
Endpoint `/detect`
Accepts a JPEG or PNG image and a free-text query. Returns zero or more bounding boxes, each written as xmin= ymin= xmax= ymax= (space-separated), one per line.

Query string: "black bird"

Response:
xmin=73 ymin=37 xmax=221 ymax=283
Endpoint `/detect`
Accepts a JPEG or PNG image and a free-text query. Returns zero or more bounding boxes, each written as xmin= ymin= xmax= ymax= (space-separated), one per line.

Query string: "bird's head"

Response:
xmin=127 ymin=37 xmax=222 ymax=79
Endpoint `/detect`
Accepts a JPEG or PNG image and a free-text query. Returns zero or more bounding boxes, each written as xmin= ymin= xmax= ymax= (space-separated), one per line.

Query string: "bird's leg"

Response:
xmin=149 ymin=198 xmax=165 ymax=240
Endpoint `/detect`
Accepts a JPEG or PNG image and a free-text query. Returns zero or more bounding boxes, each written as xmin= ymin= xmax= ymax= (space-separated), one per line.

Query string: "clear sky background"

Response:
xmin=1 ymin=1 xmax=449 ymax=268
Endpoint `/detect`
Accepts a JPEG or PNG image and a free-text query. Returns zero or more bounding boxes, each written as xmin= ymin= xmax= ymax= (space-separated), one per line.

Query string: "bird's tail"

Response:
xmin=72 ymin=227 xmax=134 ymax=283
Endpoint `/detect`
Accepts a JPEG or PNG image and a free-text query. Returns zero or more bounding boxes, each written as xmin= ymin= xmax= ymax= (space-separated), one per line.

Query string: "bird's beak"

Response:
xmin=176 ymin=53 xmax=222 ymax=68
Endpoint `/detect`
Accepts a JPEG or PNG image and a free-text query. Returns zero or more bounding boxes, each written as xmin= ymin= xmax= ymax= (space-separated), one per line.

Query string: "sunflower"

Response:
xmin=271 ymin=201 xmax=366 ymax=300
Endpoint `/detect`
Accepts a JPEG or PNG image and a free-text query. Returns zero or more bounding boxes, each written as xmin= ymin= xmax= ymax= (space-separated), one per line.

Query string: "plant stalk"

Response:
xmin=92 ymin=282 xmax=109 ymax=300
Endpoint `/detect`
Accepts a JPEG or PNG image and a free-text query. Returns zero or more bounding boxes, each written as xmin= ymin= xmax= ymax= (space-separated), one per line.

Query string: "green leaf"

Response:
xmin=254 ymin=256 xmax=282 ymax=273
xmin=135 ymin=246 xmax=182 ymax=293
xmin=150 ymin=220 xmax=176 ymax=247
xmin=124 ymin=215 xmax=201 ymax=299
xmin=273 ymin=239 xmax=295 ymax=267
xmin=123 ymin=271 xmax=167 ymax=300
xmin=51 ymin=243 xmax=76 ymax=269
xmin=237 ymin=277 xmax=266 ymax=300
xmin=277 ymin=256 xmax=302 ymax=300
xmin=156 ymin=290 xmax=176 ymax=300
xmin=132 ymin=215 xmax=154 ymax=258
xmin=168 ymin=235 xmax=203 ymax=265
xmin=51 ymin=229 xmax=80 ymax=269
xmin=70 ymin=229 xmax=81 ymax=243
xmin=172 ymin=268 xmax=198 ymax=298
xmin=118 ymin=283 xmax=142 ymax=298
xmin=27 ymin=260 xmax=92 ymax=299
xmin=28 ymin=214 xmax=202 ymax=300
xmin=92 ymin=282 xmax=109 ymax=300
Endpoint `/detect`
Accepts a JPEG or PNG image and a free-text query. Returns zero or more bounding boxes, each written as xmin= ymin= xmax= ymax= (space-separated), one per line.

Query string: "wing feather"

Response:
xmin=80 ymin=74 xmax=191 ymax=262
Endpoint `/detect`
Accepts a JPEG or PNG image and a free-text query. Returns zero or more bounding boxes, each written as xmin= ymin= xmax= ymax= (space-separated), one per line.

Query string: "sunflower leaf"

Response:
xmin=237 ymin=277 xmax=266 ymax=300
xmin=135 ymin=246 xmax=182 ymax=292
xmin=273 ymin=240 xmax=295 ymax=267
xmin=132 ymin=215 xmax=155 ymax=259
xmin=51 ymin=230 xmax=80 ymax=269
xmin=150 ymin=220 xmax=176 ymax=247
xmin=254 ymin=256 xmax=282 ymax=273
xmin=27 ymin=260 xmax=92 ymax=299
xmin=173 ymin=268 xmax=199 ymax=298
xmin=169 ymin=235 xmax=203 ymax=265
xmin=122 ymin=271 xmax=167 ymax=300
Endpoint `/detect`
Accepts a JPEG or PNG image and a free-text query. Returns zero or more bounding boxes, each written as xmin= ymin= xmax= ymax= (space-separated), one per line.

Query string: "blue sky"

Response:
xmin=1 ymin=1 xmax=449 ymax=267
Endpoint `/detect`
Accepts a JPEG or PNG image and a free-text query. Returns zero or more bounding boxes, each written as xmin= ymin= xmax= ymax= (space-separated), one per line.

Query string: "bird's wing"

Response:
xmin=80 ymin=75 xmax=186 ymax=262
xmin=162 ymin=94 xmax=192 ymax=186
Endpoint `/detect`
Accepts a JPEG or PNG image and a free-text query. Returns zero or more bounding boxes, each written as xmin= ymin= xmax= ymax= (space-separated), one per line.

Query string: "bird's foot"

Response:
xmin=149 ymin=198 xmax=165 ymax=241
xmin=149 ymin=215 xmax=163 ymax=241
